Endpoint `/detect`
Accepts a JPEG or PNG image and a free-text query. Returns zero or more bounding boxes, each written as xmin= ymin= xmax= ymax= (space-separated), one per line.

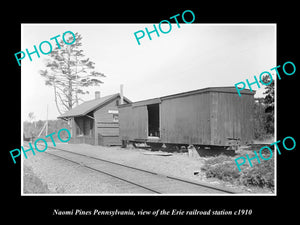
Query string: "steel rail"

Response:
xmin=44 ymin=150 xmax=161 ymax=194
xmin=24 ymin=143 xmax=237 ymax=194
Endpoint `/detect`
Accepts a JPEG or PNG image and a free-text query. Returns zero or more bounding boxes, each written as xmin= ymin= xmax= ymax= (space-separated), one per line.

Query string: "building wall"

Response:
xmin=160 ymin=92 xmax=211 ymax=145
xmin=210 ymin=92 xmax=254 ymax=145
xmin=119 ymin=93 xmax=211 ymax=144
xmin=69 ymin=116 xmax=95 ymax=145
xmin=119 ymin=105 xmax=134 ymax=141
xmin=93 ymin=97 xmax=122 ymax=145
xmin=119 ymin=91 xmax=254 ymax=146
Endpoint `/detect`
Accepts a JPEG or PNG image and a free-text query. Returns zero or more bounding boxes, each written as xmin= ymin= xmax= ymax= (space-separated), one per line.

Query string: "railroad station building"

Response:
xmin=58 ymin=91 xmax=131 ymax=146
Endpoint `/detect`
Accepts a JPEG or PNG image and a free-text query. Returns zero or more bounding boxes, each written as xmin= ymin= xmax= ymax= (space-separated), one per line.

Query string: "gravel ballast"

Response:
xmin=22 ymin=143 xmax=242 ymax=194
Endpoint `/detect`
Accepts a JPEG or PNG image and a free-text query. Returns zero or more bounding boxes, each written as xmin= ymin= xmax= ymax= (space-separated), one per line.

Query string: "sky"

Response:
xmin=21 ymin=24 xmax=276 ymax=121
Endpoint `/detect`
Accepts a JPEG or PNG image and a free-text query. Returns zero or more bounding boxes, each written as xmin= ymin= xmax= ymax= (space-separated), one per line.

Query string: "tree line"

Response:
xmin=253 ymin=75 xmax=274 ymax=141
xmin=23 ymin=119 xmax=70 ymax=141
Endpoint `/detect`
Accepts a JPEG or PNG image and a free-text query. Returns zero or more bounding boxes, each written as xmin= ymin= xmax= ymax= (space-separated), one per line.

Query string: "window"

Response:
xmin=76 ymin=118 xmax=84 ymax=136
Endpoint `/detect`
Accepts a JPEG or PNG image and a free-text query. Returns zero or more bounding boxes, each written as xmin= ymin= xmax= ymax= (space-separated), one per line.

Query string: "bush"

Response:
xmin=239 ymin=158 xmax=274 ymax=189
xmin=201 ymin=154 xmax=274 ymax=191
xmin=201 ymin=155 xmax=240 ymax=182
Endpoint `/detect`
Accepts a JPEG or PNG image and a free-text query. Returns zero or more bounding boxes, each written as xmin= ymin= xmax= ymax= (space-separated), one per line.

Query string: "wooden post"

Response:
xmin=46 ymin=104 xmax=48 ymax=136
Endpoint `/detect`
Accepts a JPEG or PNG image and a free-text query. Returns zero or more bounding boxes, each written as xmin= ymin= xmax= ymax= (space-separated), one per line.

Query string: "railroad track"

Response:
xmin=23 ymin=143 xmax=238 ymax=194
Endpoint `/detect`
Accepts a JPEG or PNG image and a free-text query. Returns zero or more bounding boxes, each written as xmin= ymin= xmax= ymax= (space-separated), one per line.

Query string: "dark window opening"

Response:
xmin=75 ymin=117 xmax=93 ymax=136
xmin=147 ymin=104 xmax=160 ymax=137
xmin=76 ymin=118 xmax=84 ymax=136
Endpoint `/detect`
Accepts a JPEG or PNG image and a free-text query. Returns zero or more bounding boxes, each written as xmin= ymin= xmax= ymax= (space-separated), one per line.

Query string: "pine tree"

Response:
xmin=39 ymin=32 xmax=105 ymax=115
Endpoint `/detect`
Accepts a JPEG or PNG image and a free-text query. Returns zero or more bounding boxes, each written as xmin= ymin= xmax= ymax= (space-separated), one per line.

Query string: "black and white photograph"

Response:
xmin=4 ymin=5 xmax=298 ymax=223
xmin=21 ymin=23 xmax=276 ymax=195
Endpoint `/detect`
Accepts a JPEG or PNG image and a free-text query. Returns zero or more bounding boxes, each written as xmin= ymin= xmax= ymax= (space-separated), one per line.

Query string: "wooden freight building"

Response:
xmin=118 ymin=87 xmax=255 ymax=149
xmin=58 ymin=92 xmax=131 ymax=146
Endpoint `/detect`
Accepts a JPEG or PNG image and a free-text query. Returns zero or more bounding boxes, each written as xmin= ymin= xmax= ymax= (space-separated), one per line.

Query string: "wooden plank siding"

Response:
xmin=59 ymin=93 xmax=131 ymax=146
xmin=118 ymin=87 xmax=255 ymax=147
xmin=210 ymin=92 xmax=254 ymax=145
xmin=132 ymin=106 xmax=148 ymax=140
xmin=160 ymin=92 xmax=211 ymax=145
xmin=119 ymin=105 xmax=148 ymax=141
xmin=119 ymin=105 xmax=133 ymax=141
xmin=93 ymin=98 xmax=121 ymax=145
xmin=69 ymin=116 xmax=95 ymax=145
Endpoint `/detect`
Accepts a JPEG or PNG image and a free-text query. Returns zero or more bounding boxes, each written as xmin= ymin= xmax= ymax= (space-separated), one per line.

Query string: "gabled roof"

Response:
xmin=58 ymin=93 xmax=131 ymax=118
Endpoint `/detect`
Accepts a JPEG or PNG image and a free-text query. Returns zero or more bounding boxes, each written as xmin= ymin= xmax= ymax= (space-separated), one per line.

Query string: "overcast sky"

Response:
xmin=21 ymin=24 xmax=276 ymax=121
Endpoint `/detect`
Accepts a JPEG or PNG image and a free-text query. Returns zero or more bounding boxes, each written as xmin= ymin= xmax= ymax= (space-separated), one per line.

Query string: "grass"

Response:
xmin=200 ymin=151 xmax=274 ymax=192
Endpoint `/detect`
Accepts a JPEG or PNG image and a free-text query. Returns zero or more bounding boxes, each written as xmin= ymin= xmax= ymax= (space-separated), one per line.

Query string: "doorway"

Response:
xmin=147 ymin=104 xmax=160 ymax=137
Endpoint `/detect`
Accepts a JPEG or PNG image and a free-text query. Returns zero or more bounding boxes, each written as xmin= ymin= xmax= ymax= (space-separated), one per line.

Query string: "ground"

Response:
xmin=23 ymin=143 xmax=273 ymax=194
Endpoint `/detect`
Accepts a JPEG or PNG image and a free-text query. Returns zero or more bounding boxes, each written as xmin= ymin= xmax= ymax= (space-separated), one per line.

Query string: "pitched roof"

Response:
xmin=58 ymin=93 xmax=131 ymax=118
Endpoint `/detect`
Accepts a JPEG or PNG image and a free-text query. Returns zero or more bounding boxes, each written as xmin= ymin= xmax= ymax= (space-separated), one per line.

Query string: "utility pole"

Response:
xmin=46 ymin=104 xmax=48 ymax=136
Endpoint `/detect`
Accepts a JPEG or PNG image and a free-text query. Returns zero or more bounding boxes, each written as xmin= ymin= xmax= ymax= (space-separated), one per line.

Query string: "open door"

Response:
xmin=132 ymin=106 xmax=148 ymax=140
xmin=147 ymin=104 xmax=160 ymax=137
